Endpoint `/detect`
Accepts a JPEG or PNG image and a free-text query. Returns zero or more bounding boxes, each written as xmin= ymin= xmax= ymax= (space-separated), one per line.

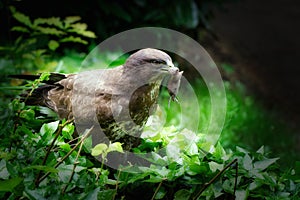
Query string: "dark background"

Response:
xmin=204 ymin=0 xmax=300 ymax=148
xmin=1 ymin=0 xmax=299 ymax=147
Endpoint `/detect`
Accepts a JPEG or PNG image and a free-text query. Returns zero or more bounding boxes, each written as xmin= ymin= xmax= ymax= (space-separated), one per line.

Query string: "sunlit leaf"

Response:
xmin=254 ymin=158 xmax=279 ymax=171
xmin=36 ymin=26 xmax=65 ymax=36
xmin=0 ymin=160 xmax=9 ymax=179
xmin=91 ymin=143 xmax=108 ymax=156
xmin=40 ymin=120 xmax=59 ymax=136
xmin=33 ymin=17 xmax=63 ymax=29
xmin=60 ymin=36 xmax=88 ymax=44
xmin=235 ymin=189 xmax=248 ymax=200
xmin=10 ymin=7 xmax=32 ymax=27
xmin=243 ymin=154 xmax=253 ymax=171
xmin=64 ymin=16 xmax=81 ymax=27
xmin=209 ymin=161 xmax=224 ymax=173
xmin=256 ymin=146 xmax=265 ymax=155
xmin=108 ymin=142 xmax=124 ymax=153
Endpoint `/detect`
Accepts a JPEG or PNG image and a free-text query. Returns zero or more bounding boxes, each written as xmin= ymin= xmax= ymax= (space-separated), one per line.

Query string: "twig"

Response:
xmin=61 ymin=133 xmax=85 ymax=194
xmin=233 ymin=160 xmax=238 ymax=195
xmin=112 ymin=169 xmax=122 ymax=200
xmin=151 ymin=180 xmax=164 ymax=200
xmin=192 ymin=159 xmax=238 ymax=200
xmin=35 ymin=119 xmax=74 ymax=187
xmin=36 ymin=126 xmax=93 ymax=186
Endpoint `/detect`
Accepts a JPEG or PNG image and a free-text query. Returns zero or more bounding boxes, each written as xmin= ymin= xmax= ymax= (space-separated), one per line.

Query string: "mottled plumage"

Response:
xmin=14 ymin=48 xmax=182 ymax=150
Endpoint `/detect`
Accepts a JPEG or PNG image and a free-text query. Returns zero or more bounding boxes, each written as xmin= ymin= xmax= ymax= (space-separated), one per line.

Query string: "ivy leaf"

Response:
xmin=97 ymin=189 xmax=117 ymax=200
xmin=209 ymin=161 xmax=224 ymax=173
xmin=40 ymin=120 xmax=59 ymax=136
xmin=256 ymin=146 xmax=265 ymax=155
xmin=0 ymin=160 xmax=9 ymax=179
xmin=84 ymin=187 xmax=100 ymax=200
xmin=174 ymin=189 xmax=191 ymax=200
xmin=254 ymin=158 xmax=279 ymax=171
xmin=61 ymin=123 xmax=74 ymax=139
xmin=243 ymin=154 xmax=253 ymax=171
xmin=91 ymin=143 xmax=108 ymax=156
xmin=235 ymin=189 xmax=248 ymax=200
xmin=108 ymin=142 xmax=124 ymax=153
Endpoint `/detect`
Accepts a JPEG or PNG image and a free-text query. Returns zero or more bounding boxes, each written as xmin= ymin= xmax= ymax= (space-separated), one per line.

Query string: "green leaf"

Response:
xmin=48 ymin=40 xmax=60 ymax=51
xmin=254 ymin=158 xmax=279 ymax=171
xmin=155 ymin=186 xmax=167 ymax=199
xmin=174 ymin=189 xmax=191 ymax=200
xmin=19 ymin=109 xmax=35 ymax=120
xmin=235 ymin=189 xmax=248 ymax=200
xmin=97 ymin=189 xmax=116 ymax=200
xmin=84 ymin=187 xmax=100 ymax=200
xmin=11 ymin=26 xmax=30 ymax=33
xmin=24 ymin=188 xmax=47 ymax=200
xmin=39 ymin=72 xmax=51 ymax=81
xmin=11 ymin=8 xmax=32 ymax=27
xmin=60 ymin=36 xmax=88 ymax=44
xmin=64 ymin=16 xmax=81 ymax=27
xmin=0 ymin=177 xmax=23 ymax=192
xmin=40 ymin=120 xmax=59 ymax=136
xmin=33 ymin=17 xmax=63 ymax=29
xmin=70 ymin=23 xmax=87 ymax=31
xmin=22 ymin=165 xmax=59 ymax=173
xmin=256 ymin=146 xmax=264 ymax=154
xmin=91 ymin=143 xmax=108 ymax=156
xmin=243 ymin=154 xmax=253 ymax=171
xmin=61 ymin=123 xmax=74 ymax=139
xmin=36 ymin=26 xmax=65 ymax=36
xmin=209 ymin=161 xmax=224 ymax=173
xmin=0 ymin=160 xmax=9 ymax=179
xmin=80 ymin=30 xmax=96 ymax=38
xmin=108 ymin=142 xmax=124 ymax=153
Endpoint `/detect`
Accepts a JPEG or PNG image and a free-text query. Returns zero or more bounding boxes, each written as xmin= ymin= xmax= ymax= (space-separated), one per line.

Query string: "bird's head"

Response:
xmin=124 ymin=48 xmax=179 ymax=79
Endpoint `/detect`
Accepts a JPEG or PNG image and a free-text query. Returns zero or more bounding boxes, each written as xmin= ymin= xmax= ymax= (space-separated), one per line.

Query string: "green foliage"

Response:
xmin=1 ymin=68 xmax=299 ymax=199
xmin=0 ymin=6 xmax=96 ymax=73
xmin=10 ymin=6 xmax=96 ymax=49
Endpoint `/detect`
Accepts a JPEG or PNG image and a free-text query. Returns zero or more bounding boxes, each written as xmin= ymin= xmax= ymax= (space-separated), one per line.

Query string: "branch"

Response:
xmin=35 ymin=119 xmax=74 ymax=187
xmin=36 ymin=126 xmax=93 ymax=186
xmin=192 ymin=158 xmax=238 ymax=200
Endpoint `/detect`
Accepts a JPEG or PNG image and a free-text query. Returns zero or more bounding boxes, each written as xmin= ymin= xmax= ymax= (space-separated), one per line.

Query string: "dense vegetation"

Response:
xmin=0 ymin=3 xmax=299 ymax=200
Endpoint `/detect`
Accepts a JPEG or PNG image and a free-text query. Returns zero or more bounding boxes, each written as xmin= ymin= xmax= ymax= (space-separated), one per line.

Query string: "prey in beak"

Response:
xmin=167 ymin=67 xmax=183 ymax=107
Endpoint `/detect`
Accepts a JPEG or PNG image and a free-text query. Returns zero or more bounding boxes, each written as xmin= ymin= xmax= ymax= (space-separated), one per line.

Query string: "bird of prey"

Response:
xmin=13 ymin=48 xmax=183 ymax=150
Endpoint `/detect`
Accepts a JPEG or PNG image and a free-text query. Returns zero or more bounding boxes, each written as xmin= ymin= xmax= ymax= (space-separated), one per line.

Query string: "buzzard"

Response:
xmin=13 ymin=48 xmax=183 ymax=150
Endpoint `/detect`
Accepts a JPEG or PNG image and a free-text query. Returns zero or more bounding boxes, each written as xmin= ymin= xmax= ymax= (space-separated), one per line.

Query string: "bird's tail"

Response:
xmin=8 ymin=74 xmax=59 ymax=106
xmin=21 ymin=85 xmax=56 ymax=106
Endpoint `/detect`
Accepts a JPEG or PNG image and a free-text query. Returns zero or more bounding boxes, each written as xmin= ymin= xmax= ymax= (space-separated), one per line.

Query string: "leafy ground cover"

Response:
xmin=0 ymin=51 xmax=299 ymax=199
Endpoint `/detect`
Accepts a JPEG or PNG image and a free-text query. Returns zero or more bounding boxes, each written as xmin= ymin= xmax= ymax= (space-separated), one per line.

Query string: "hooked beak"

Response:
xmin=161 ymin=60 xmax=179 ymax=75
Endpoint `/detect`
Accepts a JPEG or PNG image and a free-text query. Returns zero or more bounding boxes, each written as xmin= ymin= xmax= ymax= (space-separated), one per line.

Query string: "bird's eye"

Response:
xmin=147 ymin=59 xmax=166 ymax=65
